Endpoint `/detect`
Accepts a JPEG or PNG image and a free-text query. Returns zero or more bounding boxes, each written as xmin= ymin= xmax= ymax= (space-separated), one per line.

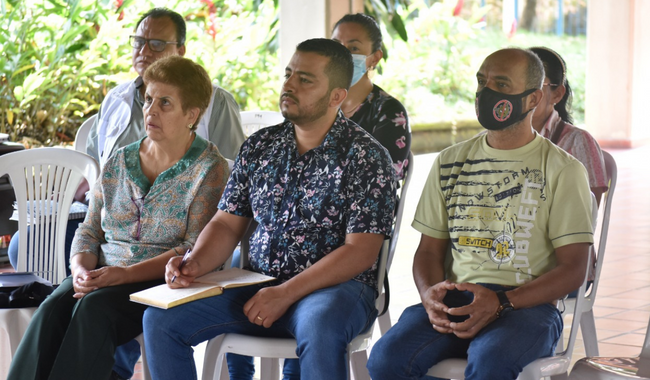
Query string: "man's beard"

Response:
xmin=280 ymin=91 xmax=330 ymax=126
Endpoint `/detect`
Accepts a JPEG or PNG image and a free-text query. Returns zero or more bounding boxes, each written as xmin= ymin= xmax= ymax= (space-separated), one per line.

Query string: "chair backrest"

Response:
xmin=0 ymin=148 xmax=100 ymax=284
xmin=73 ymin=114 xmax=96 ymax=153
xmin=385 ymin=150 xmax=415 ymax=273
xmin=588 ymin=150 xmax=617 ymax=301
xmin=239 ymin=111 xmax=284 ymax=137
xmin=556 ymin=183 xmax=602 ymax=358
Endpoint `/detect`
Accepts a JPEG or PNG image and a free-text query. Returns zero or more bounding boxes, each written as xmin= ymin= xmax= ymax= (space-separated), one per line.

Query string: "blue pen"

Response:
xmin=171 ymin=248 xmax=192 ymax=283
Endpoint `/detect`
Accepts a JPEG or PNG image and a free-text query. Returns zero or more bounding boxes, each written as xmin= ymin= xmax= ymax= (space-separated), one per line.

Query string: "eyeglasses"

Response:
xmin=129 ymin=36 xmax=179 ymax=52
xmin=543 ymin=83 xmax=559 ymax=87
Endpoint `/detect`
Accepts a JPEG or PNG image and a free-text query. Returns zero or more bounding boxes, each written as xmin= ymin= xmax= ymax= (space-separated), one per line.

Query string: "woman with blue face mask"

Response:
xmin=332 ymin=13 xmax=411 ymax=181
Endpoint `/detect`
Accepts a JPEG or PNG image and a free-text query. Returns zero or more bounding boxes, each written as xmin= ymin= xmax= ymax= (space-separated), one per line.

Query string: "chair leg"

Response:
xmin=260 ymin=357 xmax=280 ymax=380
xmin=202 ymin=335 xmax=227 ymax=380
xmin=134 ymin=334 xmax=152 ymax=380
xmin=580 ymin=309 xmax=599 ymax=356
xmin=349 ymin=350 xmax=370 ymax=380
xmin=218 ymin=355 xmax=230 ymax=380
xmin=378 ymin=311 xmax=392 ymax=336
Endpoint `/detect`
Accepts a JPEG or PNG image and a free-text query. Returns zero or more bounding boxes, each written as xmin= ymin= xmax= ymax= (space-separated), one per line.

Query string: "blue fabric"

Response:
xmin=225 ymin=354 xmax=300 ymax=380
xmin=112 ymin=339 xmax=141 ymax=379
xmin=225 ymin=354 xmax=255 ymax=380
xmin=8 ymin=218 xmax=81 ymax=276
xmin=367 ymin=284 xmax=563 ymax=380
xmin=144 ymin=279 xmax=377 ymax=380
xmin=226 ymin=247 xmax=300 ymax=380
xmin=217 ymin=114 xmax=396 ymax=289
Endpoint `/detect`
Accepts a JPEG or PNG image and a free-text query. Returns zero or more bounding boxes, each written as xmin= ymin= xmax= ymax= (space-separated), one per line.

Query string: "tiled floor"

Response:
xmin=3 ymin=144 xmax=649 ymax=379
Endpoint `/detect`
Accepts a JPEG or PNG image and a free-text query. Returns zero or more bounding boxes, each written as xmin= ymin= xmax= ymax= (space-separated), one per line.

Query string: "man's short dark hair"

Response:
xmin=136 ymin=8 xmax=186 ymax=46
xmin=296 ymin=38 xmax=353 ymax=91
xmin=520 ymin=48 xmax=545 ymax=90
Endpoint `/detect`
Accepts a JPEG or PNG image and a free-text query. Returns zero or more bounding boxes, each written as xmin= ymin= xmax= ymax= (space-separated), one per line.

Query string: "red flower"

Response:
xmin=453 ymin=0 xmax=464 ymax=16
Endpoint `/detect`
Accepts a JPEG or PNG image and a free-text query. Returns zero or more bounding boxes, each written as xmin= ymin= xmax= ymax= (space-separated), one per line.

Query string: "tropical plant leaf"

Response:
xmin=390 ymin=10 xmax=408 ymax=41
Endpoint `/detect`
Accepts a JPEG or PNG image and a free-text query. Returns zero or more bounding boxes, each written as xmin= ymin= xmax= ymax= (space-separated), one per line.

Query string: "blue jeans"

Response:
xmin=226 ymin=354 xmax=300 ymax=380
xmin=113 ymin=339 xmax=141 ymax=379
xmin=144 ymin=279 xmax=377 ymax=380
xmin=226 ymin=248 xmax=300 ymax=380
xmin=367 ymin=284 xmax=563 ymax=380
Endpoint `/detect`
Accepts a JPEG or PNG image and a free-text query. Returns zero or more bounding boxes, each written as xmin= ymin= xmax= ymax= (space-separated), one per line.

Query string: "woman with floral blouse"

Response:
xmin=333 ymin=13 xmax=411 ymax=180
xmin=8 ymin=56 xmax=229 ymax=380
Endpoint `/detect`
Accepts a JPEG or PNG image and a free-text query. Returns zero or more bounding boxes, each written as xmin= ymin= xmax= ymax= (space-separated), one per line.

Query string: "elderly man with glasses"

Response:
xmin=83 ymin=8 xmax=244 ymax=380
xmin=86 ymin=7 xmax=244 ymax=167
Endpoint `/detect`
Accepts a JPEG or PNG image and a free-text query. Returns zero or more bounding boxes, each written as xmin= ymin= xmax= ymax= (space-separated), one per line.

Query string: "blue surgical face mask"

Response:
xmin=350 ymin=54 xmax=369 ymax=86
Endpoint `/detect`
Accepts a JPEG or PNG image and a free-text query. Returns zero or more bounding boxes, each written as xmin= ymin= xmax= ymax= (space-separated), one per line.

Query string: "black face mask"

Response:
xmin=475 ymin=87 xmax=537 ymax=131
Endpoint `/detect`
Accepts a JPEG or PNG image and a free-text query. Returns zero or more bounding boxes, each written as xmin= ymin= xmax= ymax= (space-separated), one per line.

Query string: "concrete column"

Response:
xmin=279 ymin=0 xmax=363 ymax=71
xmin=279 ymin=0 xmax=327 ymax=72
xmin=586 ymin=0 xmax=650 ymax=148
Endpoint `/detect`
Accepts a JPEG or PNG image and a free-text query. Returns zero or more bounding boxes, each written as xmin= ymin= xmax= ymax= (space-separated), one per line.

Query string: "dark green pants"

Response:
xmin=7 ymin=276 xmax=163 ymax=380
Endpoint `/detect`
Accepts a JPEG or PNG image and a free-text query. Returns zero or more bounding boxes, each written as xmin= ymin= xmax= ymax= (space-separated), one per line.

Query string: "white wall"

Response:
xmin=586 ymin=0 xmax=650 ymax=147
xmin=279 ymin=0 xmax=327 ymax=72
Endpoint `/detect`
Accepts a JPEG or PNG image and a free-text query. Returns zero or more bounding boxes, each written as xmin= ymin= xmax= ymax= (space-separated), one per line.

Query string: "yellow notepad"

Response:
xmin=129 ymin=268 xmax=276 ymax=309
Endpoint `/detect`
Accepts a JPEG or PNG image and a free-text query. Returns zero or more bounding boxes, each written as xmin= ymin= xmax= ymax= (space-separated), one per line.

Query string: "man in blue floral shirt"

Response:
xmin=142 ymin=38 xmax=397 ymax=380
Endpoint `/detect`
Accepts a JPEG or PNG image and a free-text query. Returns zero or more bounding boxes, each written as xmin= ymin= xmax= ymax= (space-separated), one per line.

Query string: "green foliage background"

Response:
xmin=0 ymin=0 xmax=587 ymax=146
xmin=1 ymin=0 xmax=281 ymax=146
xmin=374 ymin=0 xmax=587 ymax=129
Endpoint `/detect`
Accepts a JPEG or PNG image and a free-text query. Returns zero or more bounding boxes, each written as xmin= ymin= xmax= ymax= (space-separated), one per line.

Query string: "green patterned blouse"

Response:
xmin=71 ymin=135 xmax=229 ymax=267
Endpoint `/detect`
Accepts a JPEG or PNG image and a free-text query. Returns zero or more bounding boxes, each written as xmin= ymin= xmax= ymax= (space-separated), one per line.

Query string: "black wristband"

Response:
xmin=495 ymin=290 xmax=514 ymax=318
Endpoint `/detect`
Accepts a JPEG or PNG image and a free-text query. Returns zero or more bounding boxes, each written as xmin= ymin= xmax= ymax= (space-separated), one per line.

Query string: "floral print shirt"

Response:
xmin=71 ymin=135 xmax=229 ymax=267
xmin=349 ymin=84 xmax=411 ymax=180
xmin=218 ymin=114 xmax=397 ymax=289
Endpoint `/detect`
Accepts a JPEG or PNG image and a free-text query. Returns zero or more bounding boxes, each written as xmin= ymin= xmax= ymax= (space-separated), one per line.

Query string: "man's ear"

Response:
xmin=178 ymin=45 xmax=186 ymax=57
xmin=329 ymin=88 xmax=348 ymax=108
xmin=527 ymin=88 xmax=544 ymax=110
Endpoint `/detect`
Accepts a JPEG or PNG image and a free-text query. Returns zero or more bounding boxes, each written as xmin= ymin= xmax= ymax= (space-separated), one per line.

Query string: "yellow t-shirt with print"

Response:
xmin=413 ymin=133 xmax=593 ymax=286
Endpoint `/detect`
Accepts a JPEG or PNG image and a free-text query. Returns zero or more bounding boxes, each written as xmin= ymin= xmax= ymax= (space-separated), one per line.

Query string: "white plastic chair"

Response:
xmin=425 ymin=187 xmax=601 ymax=380
xmin=239 ymin=111 xmax=284 ymax=137
xmin=569 ymin=315 xmax=650 ymax=379
xmin=134 ymin=333 xmax=151 ymax=380
xmin=0 ymin=147 xmax=99 ymax=284
xmin=0 ymin=147 xmax=99 ymax=379
xmin=561 ymin=150 xmax=617 ymax=357
xmin=73 ymin=114 xmax=96 ymax=153
xmin=201 ymin=152 xmax=415 ymax=380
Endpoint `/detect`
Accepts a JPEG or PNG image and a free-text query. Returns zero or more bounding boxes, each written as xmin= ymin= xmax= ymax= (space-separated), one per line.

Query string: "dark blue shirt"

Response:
xmin=218 ymin=114 xmax=397 ymax=289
